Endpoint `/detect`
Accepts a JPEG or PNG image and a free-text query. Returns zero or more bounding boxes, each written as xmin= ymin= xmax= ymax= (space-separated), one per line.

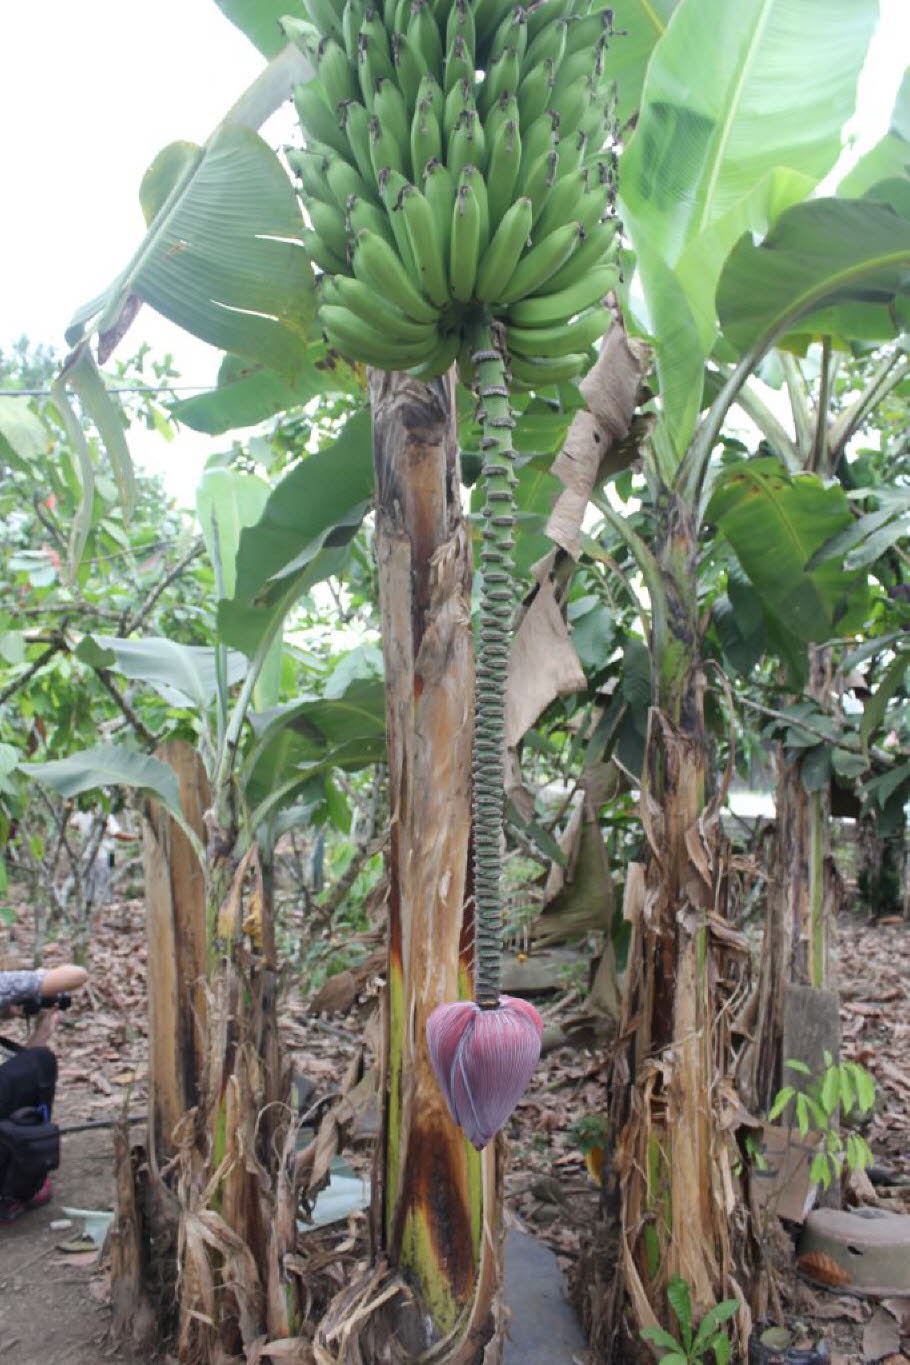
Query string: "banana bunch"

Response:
xmin=288 ymin=0 xmax=620 ymax=386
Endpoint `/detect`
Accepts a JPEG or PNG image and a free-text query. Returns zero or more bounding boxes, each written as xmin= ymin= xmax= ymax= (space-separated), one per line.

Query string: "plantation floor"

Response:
xmin=0 ymin=897 xmax=908 ymax=1362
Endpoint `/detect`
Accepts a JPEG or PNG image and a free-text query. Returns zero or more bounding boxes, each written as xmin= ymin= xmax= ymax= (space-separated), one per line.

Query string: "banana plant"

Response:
xmin=23 ymin=433 xmax=386 ymax=1354
xmin=583 ymin=0 xmax=910 ymax=1351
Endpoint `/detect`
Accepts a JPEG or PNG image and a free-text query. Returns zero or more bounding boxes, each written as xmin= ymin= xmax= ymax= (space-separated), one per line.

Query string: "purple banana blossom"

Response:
xmin=426 ymin=995 xmax=544 ymax=1149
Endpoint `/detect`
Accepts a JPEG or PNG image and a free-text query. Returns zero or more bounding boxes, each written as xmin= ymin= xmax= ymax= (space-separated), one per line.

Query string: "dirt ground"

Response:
xmin=0 ymin=897 xmax=908 ymax=1364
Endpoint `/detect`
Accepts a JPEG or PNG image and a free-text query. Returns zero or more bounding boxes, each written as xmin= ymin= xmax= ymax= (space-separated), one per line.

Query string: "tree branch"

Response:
xmin=121 ymin=537 xmax=204 ymax=635
xmin=95 ymin=669 xmax=158 ymax=748
xmin=0 ymin=639 xmax=64 ymax=707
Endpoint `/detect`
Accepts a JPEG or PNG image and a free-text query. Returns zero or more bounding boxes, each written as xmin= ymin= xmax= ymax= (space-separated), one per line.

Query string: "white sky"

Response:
xmin=1 ymin=1 xmax=907 ymax=510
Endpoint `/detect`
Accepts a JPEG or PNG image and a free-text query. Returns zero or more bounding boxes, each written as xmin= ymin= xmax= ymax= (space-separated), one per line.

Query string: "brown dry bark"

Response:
xmin=741 ymin=647 xmax=841 ymax=1113
xmin=314 ymin=370 xmax=502 ymax=1364
xmin=595 ymin=498 xmax=754 ymax=1358
xmin=143 ymin=739 xmax=209 ymax=1170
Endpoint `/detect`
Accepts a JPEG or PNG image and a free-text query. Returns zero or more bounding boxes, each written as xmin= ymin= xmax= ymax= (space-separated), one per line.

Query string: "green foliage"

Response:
xmin=641 ymin=1275 xmax=739 ymax=1363
xmin=768 ymin=1054 xmax=876 ymax=1191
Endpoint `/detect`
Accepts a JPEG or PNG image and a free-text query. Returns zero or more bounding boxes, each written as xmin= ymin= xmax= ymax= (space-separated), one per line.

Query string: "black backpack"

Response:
xmin=0 ymin=1106 xmax=60 ymax=1200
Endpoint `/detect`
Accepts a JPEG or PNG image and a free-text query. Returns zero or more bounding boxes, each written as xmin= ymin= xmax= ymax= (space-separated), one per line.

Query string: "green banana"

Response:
xmin=370 ymin=113 xmax=408 ymax=179
xmin=522 ymin=149 xmax=559 ymax=225
xmin=391 ymin=32 xmax=425 ymax=110
xmin=411 ymin=97 xmax=442 ymax=173
xmin=564 ymin=7 xmax=613 ymax=56
xmin=347 ymin=194 xmax=396 ymax=247
xmin=342 ymin=0 xmax=367 ymax=58
xmin=506 ymin=262 xmax=619 ymax=325
xmin=522 ymin=15 xmax=566 ymax=75
xmin=308 ymin=199 xmax=350 ymax=261
xmin=479 ymin=46 xmax=521 ymax=116
xmin=458 ymin=163 xmax=489 ymax=249
xmin=518 ymin=113 xmax=557 ymax=181
xmin=556 ymin=129 xmax=588 ymax=176
xmin=449 ymin=182 xmax=482 ymax=302
xmin=360 ymin=8 xmax=395 ymax=69
xmin=399 ymin=182 xmax=451 ymax=307
xmin=407 ymin=0 xmax=444 ymax=74
xmin=550 ymin=80 xmax=591 ymax=140
xmin=474 ymin=0 xmax=516 ymax=51
xmin=444 ymin=34 xmax=475 ymax=94
xmin=424 ymin=158 xmax=456 ymax=262
xmin=356 ymin=47 xmax=381 ymax=110
xmin=351 ymin=227 xmax=440 ymax=321
xmin=488 ymin=8 xmax=527 ymax=63
xmin=483 ymin=91 xmax=520 ymax=145
xmin=485 ymin=118 xmax=521 ymax=229
xmin=379 ymin=167 xmax=420 ymax=275
xmin=317 ymin=37 xmax=360 ymax=108
xmin=339 ymin=100 xmax=375 ymax=183
xmin=321 ymin=303 xmax=436 ymax=368
xmin=303 ymin=0 xmax=345 ymax=46
xmin=517 ymin=56 xmax=555 ymax=125
xmin=498 ymin=220 xmax=583 ymax=301
xmin=551 ymin=49 xmax=601 ymax=105
xmin=507 ymin=303 xmax=611 ymax=358
xmin=508 ymin=350 xmax=588 ymax=389
xmin=328 ymin=275 xmax=440 ymax=342
xmin=531 ymin=167 xmax=587 ymax=241
xmin=408 ymin=325 xmax=461 ymax=380
xmin=326 ymin=156 xmax=377 ymax=209
xmin=444 ymin=76 xmax=475 ymax=138
xmin=302 ymin=226 xmax=347 ymax=276
xmin=294 ymin=82 xmax=350 ymax=159
xmin=447 ymin=108 xmax=486 ymax=179
xmin=417 ymin=72 xmax=445 ymax=123
xmin=286 ymin=148 xmax=332 ymax=203
xmin=475 ymin=196 xmax=533 ymax=302
xmin=445 ymin=0 xmax=475 ymax=56
xmin=373 ymin=77 xmax=411 ymax=162
xmin=525 ymin=0 xmax=576 ymax=41
xmin=539 ymin=217 xmax=618 ymax=293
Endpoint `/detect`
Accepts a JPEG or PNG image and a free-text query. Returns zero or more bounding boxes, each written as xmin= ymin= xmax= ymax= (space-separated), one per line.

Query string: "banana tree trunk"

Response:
xmin=113 ymin=741 xmax=296 ymax=1363
xmin=602 ymin=494 xmax=750 ymax=1355
xmin=316 ymin=370 xmax=502 ymax=1363
xmin=742 ymin=647 xmax=840 ymax=1113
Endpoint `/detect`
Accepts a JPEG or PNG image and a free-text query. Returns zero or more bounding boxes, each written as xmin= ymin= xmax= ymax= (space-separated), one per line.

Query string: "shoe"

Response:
xmin=0 ymin=1177 xmax=53 ymax=1223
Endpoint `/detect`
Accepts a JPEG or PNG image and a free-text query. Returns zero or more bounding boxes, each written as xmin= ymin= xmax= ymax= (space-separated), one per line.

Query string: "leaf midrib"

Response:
xmin=697 ymin=0 xmax=774 ymax=237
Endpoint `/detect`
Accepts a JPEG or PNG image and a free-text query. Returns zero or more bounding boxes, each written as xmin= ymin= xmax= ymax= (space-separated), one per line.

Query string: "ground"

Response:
xmin=0 ymin=896 xmax=908 ymax=1364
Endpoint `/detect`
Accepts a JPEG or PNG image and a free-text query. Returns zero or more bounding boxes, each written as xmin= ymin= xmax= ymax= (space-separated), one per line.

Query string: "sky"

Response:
xmin=1 ymin=1 xmax=908 ymax=510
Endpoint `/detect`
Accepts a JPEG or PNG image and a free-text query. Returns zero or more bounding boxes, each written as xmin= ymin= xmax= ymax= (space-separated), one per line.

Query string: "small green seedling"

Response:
xmin=640 ymin=1274 xmax=739 ymax=1363
xmin=768 ymin=1053 xmax=875 ymax=1191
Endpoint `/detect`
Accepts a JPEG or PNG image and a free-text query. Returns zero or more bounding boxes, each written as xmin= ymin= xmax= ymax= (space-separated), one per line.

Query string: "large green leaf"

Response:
xmin=807 ymin=488 xmax=910 ymax=573
xmin=0 ymin=398 xmax=46 ymax=468
xmin=621 ymin=0 xmax=876 ymax=266
xmin=170 ymin=347 xmax=360 ymax=435
xmin=75 ymin=635 xmax=248 ymax=711
xmin=217 ymin=411 xmax=372 ymax=660
xmin=244 ymin=678 xmax=387 ymax=818
xmin=607 ymin=0 xmax=680 ymax=126
xmin=840 ymin=69 xmax=910 ymax=199
xmin=706 ymin=458 xmax=870 ymax=642
xmin=233 ymin=410 xmax=374 ymax=601
xmin=620 ymin=0 xmax=876 ymax=446
xmin=214 ymin=0 xmax=307 ymax=57
xmin=635 ymin=244 xmax=705 ymax=454
xmin=197 ymin=468 xmax=271 ymax=600
xmin=675 ymin=166 xmax=815 ymax=349
xmin=23 ymin=746 xmax=183 ymax=820
xmin=716 ymin=197 xmax=910 ymax=358
xmin=68 ymin=125 xmax=314 ymax=381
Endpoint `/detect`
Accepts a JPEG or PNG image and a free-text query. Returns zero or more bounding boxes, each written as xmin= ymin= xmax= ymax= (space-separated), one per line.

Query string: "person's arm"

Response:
xmin=0 ymin=964 xmax=88 ymax=1012
xmin=0 ymin=969 xmax=44 ymax=1012
xmin=39 ymin=965 xmax=88 ymax=996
